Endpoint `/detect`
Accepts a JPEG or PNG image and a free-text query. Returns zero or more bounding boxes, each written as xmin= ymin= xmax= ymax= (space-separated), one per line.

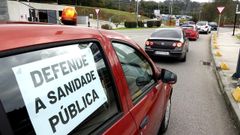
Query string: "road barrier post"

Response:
xmin=232 ymin=49 xmax=240 ymax=79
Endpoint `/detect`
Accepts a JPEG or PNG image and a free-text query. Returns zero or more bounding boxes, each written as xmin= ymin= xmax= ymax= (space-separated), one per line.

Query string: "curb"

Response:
xmin=210 ymin=34 xmax=240 ymax=131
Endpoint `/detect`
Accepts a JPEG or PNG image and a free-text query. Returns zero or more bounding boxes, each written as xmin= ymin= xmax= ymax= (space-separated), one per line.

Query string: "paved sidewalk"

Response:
xmin=211 ymin=29 xmax=240 ymax=130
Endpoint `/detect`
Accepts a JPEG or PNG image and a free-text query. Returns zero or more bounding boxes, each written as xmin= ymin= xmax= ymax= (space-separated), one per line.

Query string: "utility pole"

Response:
xmin=136 ymin=0 xmax=139 ymax=28
xmin=198 ymin=10 xmax=201 ymax=21
xmin=169 ymin=0 xmax=173 ymax=26
xmin=233 ymin=0 xmax=239 ymax=36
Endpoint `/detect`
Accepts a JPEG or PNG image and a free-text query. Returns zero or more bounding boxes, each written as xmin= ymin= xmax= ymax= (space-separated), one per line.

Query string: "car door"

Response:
xmin=112 ymin=41 xmax=170 ymax=135
xmin=182 ymin=30 xmax=189 ymax=51
xmin=0 ymin=41 xmax=138 ymax=135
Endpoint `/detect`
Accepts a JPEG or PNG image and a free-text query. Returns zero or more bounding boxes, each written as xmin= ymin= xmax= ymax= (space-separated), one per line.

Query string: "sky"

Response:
xmin=151 ymin=0 xmax=212 ymax=2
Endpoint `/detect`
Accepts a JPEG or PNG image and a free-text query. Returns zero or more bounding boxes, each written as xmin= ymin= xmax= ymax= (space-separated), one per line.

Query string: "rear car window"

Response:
xmin=197 ymin=22 xmax=207 ymax=26
xmin=209 ymin=22 xmax=217 ymax=25
xmin=182 ymin=26 xmax=193 ymax=30
xmin=0 ymin=42 xmax=120 ymax=135
xmin=151 ymin=29 xmax=181 ymax=38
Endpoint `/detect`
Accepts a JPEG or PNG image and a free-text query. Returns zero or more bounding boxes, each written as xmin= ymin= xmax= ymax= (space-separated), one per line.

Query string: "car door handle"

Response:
xmin=140 ymin=116 xmax=149 ymax=129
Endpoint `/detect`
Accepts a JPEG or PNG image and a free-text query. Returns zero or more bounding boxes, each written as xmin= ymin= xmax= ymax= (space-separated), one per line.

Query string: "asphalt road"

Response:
xmin=115 ymin=29 xmax=239 ymax=135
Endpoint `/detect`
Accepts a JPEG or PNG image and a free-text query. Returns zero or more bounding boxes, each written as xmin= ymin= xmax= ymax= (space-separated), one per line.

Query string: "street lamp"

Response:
xmin=136 ymin=0 xmax=139 ymax=28
xmin=169 ymin=0 xmax=173 ymax=26
xmin=233 ymin=0 xmax=239 ymax=36
xmin=198 ymin=10 xmax=201 ymax=21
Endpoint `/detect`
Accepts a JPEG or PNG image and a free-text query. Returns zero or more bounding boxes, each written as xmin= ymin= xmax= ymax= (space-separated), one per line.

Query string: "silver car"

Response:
xmin=196 ymin=21 xmax=211 ymax=34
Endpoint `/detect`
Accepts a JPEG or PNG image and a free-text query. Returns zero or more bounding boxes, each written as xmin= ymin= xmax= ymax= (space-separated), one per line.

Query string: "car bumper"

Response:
xmin=211 ymin=27 xmax=218 ymax=30
xmin=186 ymin=34 xmax=198 ymax=40
xmin=198 ymin=29 xmax=208 ymax=32
xmin=145 ymin=49 xmax=184 ymax=58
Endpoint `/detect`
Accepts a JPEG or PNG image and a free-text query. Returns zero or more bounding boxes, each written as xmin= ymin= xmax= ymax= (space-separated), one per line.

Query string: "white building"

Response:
xmin=6 ymin=1 xmax=67 ymax=23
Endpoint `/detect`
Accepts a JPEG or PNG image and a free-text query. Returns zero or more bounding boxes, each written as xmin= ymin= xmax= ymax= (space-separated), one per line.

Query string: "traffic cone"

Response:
xmin=220 ymin=62 xmax=230 ymax=70
xmin=215 ymin=51 xmax=222 ymax=57
xmin=232 ymin=87 xmax=240 ymax=102
xmin=213 ymin=44 xmax=219 ymax=49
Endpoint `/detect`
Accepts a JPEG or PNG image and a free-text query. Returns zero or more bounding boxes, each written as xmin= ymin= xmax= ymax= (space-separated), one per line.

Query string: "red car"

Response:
xmin=0 ymin=11 xmax=177 ymax=135
xmin=181 ymin=24 xmax=199 ymax=41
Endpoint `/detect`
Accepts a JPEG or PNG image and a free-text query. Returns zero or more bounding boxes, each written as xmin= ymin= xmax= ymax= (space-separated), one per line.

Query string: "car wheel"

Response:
xmin=180 ymin=52 xmax=187 ymax=62
xmin=158 ymin=98 xmax=171 ymax=134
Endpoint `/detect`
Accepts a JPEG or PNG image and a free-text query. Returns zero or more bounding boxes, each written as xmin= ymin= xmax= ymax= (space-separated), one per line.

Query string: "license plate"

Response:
xmin=155 ymin=51 xmax=169 ymax=55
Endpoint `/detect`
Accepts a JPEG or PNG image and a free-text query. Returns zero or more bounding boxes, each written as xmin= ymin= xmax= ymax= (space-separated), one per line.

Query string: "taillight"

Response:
xmin=145 ymin=41 xmax=153 ymax=46
xmin=177 ymin=42 xmax=183 ymax=47
xmin=172 ymin=43 xmax=177 ymax=47
xmin=172 ymin=42 xmax=183 ymax=47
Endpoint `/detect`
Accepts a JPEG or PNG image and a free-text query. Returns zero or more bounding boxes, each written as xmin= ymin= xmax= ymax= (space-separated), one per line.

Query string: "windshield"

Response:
xmin=197 ymin=22 xmax=207 ymax=26
xmin=151 ymin=29 xmax=181 ymax=38
xmin=182 ymin=26 xmax=193 ymax=30
xmin=209 ymin=22 xmax=217 ymax=25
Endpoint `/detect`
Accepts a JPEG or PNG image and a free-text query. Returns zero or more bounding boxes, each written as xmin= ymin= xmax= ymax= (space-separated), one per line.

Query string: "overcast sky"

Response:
xmin=151 ymin=0 xmax=212 ymax=2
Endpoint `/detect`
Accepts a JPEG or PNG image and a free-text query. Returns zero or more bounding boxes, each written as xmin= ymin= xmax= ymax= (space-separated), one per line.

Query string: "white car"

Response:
xmin=196 ymin=21 xmax=211 ymax=34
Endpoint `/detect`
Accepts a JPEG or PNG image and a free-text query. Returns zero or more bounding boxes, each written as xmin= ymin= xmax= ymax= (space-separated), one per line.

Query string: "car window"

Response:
xmin=151 ymin=29 xmax=181 ymax=38
xmin=209 ymin=22 xmax=217 ymax=25
xmin=0 ymin=42 xmax=121 ymax=135
xmin=182 ymin=26 xmax=193 ymax=30
xmin=197 ymin=22 xmax=207 ymax=26
xmin=112 ymin=42 xmax=155 ymax=101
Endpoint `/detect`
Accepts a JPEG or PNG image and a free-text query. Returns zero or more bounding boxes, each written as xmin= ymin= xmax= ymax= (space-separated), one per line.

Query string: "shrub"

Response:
xmin=154 ymin=21 xmax=161 ymax=27
xmin=138 ymin=21 xmax=144 ymax=27
xmin=101 ymin=24 xmax=112 ymax=30
xmin=124 ymin=21 xmax=137 ymax=28
xmin=147 ymin=20 xmax=161 ymax=27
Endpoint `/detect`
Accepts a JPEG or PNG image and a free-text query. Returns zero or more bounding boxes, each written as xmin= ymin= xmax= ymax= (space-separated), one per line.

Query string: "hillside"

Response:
xmin=75 ymin=6 xmax=149 ymax=23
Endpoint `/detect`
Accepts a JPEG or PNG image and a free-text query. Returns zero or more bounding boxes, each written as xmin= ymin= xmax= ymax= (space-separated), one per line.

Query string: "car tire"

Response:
xmin=158 ymin=98 xmax=171 ymax=134
xmin=180 ymin=52 xmax=187 ymax=62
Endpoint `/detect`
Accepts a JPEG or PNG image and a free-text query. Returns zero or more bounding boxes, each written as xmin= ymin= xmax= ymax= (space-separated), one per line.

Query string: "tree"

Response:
xmin=201 ymin=0 xmax=235 ymax=24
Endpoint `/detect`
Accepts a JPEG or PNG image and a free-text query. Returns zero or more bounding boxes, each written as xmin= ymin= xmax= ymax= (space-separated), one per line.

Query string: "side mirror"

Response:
xmin=160 ymin=69 xmax=177 ymax=84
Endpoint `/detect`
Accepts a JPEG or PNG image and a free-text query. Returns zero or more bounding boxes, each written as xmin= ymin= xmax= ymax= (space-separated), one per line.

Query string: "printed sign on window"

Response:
xmin=12 ymin=47 xmax=107 ymax=135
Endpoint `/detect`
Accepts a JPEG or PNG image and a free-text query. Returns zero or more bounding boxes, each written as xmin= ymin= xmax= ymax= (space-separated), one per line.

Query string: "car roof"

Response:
xmin=0 ymin=24 xmax=131 ymax=52
xmin=155 ymin=27 xmax=182 ymax=32
xmin=181 ymin=24 xmax=195 ymax=27
xmin=197 ymin=21 xmax=208 ymax=23
xmin=209 ymin=22 xmax=217 ymax=24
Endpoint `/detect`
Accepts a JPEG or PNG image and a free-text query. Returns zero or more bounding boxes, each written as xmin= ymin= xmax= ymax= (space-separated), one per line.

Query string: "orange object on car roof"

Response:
xmin=61 ymin=6 xmax=77 ymax=25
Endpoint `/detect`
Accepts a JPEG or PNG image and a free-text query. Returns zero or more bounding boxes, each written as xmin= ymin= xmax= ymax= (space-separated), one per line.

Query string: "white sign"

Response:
xmin=176 ymin=19 xmax=180 ymax=26
xmin=217 ymin=7 xmax=225 ymax=14
xmin=95 ymin=8 xmax=100 ymax=15
xmin=12 ymin=47 xmax=107 ymax=135
xmin=154 ymin=10 xmax=160 ymax=17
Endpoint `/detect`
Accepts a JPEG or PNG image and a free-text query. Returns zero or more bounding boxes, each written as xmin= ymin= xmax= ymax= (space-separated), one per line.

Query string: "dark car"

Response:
xmin=145 ymin=28 xmax=189 ymax=62
xmin=209 ymin=22 xmax=218 ymax=31
xmin=0 ymin=7 xmax=177 ymax=135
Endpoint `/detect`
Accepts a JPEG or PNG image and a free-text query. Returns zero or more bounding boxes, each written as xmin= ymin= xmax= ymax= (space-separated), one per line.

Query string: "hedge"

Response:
xmin=124 ymin=22 xmax=137 ymax=28
xmin=101 ymin=24 xmax=112 ymax=30
xmin=147 ymin=20 xmax=161 ymax=28
xmin=138 ymin=21 xmax=144 ymax=27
